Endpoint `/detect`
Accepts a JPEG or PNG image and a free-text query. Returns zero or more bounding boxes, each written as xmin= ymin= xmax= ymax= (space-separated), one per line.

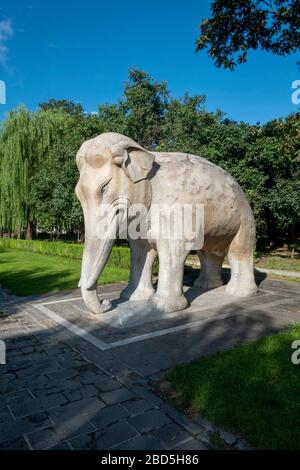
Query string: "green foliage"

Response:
xmin=266 ymin=179 xmax=300 ymax=237
xmin=196 ymin=0 xmax=300 ymax=70
xmin=0 ymin=68 xmax=299 ymax=247
xmin=39 ymin=99 xmax=84 ymax=116
xmin=123 ymin=68 xmax=169 ymax=148
xmin=0 ymin=239 xmax=131 ymax=268
xmin=30 ymin=109 xmax=85 ymax=235
xmin=98 ymin=68 xmax=169 ymax=148
xmin=0 ymin=107 xmax=60 ymax=235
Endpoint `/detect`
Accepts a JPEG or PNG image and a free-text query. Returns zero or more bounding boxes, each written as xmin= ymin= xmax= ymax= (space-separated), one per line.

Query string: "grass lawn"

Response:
xmin=187 ymin=253 xmax=300 ymax=272
xmin=0 ymin=247 xmax=129 ymax=296
xmin=163 ymin=324 xmax=300 ymax=450
xmin=254 ymin=255 xmax=300 ymax=272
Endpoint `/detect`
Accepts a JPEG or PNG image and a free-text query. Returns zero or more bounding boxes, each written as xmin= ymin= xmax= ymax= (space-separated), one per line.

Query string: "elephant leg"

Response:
xmin=120 ymin=239 xmax=156 ymax=301
xmin=151 ymin=241 xmax=188 ymax=313
xmin=225 ymin=223 xmax=257 ymax=297
xmin=193 ymin=251 xmax=224 ymax=289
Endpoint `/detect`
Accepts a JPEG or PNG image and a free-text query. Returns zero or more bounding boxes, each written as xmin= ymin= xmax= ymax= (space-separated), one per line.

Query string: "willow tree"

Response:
xmin=0 ymin=107 xmax=56 ymax=239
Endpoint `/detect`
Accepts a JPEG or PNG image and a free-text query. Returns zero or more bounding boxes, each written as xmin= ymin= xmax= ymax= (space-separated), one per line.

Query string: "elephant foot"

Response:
xmin=225 ymin=280 xmax=257 ymax=298
xmin=120 ymin=285 xmax=154 ymax=301
xmin=90 ymin=299 xmax=112 ymax=315
xmin=193 ymin=277 xmax=223 ymax=289
xmin=150 ymin=293 xmax=188 ymax=313
xmin=100 ymin=299 xmax=112 ymax=313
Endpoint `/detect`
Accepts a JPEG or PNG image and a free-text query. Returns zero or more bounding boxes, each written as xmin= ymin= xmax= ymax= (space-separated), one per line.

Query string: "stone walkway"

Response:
xmin=0 ymin=273 xmax=299 ymax=450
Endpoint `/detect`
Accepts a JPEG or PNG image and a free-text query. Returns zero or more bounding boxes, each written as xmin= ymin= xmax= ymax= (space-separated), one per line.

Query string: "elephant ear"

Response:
xmin=112 ymin=141 xmax=154 ymax=183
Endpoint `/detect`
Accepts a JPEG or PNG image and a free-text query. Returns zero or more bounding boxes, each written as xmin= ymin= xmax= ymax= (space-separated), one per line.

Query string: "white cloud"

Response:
xmin=0 ymin=19 xmax=14 ymax=69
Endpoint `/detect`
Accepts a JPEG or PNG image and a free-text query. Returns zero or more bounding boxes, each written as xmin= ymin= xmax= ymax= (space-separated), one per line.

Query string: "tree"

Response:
xmin=0 ymin=68 xmax=298 ymax=248
xmin=97 ymin=103 xmax=128 ymax=136
xmin=266 ymin=179 xmax=300 ymax=247
xmin=97 ymin=68 xmax=169 ymax=149
xmin=122 ymin=68 xmax=169 ymax=148
xmin=0 ymin=107 xmax=56 ymax=239
xmin=196 ymin=0 xmax=300 ymax=70
xmin=30 ymin=110 xmax=86 ymax=239
xmin=39 ymin=99 xmax=84 ymax=116
xmin=160 ymin=93 xmax=220 ymax=154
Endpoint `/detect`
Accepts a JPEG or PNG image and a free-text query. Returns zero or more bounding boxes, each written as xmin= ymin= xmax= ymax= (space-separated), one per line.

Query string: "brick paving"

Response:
xmin=0 ymin=273 xmax=299 ymax=450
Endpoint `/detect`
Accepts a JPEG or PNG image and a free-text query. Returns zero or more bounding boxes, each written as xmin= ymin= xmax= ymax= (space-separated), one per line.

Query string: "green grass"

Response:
xmin=254 ymin=255 xmax=300 ymax=272
xmin=0 ymin=247 xmax=129 ymax=296
xmin=164 ymin=324 xmax=300 ymax=450
xmin=0 ymin=239 xmax=131 ymax=268
xmin=187 ymin=253 xmax=300 ymax=274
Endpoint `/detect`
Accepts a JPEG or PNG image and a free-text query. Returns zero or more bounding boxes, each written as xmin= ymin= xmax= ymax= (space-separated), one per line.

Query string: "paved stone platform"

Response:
xmin=0 ymin=273 xmax=299 ymax=450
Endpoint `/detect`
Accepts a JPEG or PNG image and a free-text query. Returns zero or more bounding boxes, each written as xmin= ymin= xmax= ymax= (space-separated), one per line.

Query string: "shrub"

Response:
xmin=0 ymin=239 xmax=131 ymax=269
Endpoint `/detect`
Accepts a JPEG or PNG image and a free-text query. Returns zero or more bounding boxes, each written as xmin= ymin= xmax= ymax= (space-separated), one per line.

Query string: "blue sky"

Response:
xmin=0 ymin=0 xmax=298 ymax=123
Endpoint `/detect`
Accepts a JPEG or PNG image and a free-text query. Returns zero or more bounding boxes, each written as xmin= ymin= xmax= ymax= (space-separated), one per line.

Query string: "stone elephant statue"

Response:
xmin=75 ymin=132 xmax=257 ymax=315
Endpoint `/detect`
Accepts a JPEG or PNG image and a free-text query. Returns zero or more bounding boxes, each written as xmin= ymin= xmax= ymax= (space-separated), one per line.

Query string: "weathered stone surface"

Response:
xmin=93 ymin=378 xmax=121 ymax=392
xmin=130 ymin=385 xmax=163 ymax=406
xmin=49 ymin=397 xmax=105 ymax=420
xmin=100 ymin=422 xmax=137 ymax=448
xmin=219 ymin=429 xmax=238 ymax=446
xmin=89 ymin=404 xmax=129 ymax=429
xmin=76 ymin=132 xmax=257 ymax=317
xmin=0 ymin=412 xmax=51 ymax=443
xmin=99 ymin=388 xmax=136 ymax=405
xmin=70 ymin=431 xmax=104 ymax=450
xmin=0 ymin=436 xmax=29 ymax=450
xmin=128 ymin=409 xmax=170 ymax=433
xmin=153 ymin=423 xmax=191 ymax=449
xmin=70 ymin=422 xmax=137 ymax=450
xmin=1 ymin=278 xmax=297 ymax=450
xmin=114 ymin=435 xmax=166 ymax=451
xmin=52 ymin=414 xmax=95 ymax=440
xmin=122 ymin=399 xmax=154 ymax=416
xmin=27 ymin=427 xmax=61 ymax=450
xmin=0 ymin=407 xmax=14 ymax=423
xmin=9 ymin=393 xmax=68 ymax=418
xmin=174 ymin=438 xmax=208 ymax=450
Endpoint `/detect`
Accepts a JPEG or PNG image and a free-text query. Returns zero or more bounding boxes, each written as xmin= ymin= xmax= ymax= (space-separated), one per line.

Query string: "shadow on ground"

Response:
xmin=0 ymin=270 xmax=299 ymax=449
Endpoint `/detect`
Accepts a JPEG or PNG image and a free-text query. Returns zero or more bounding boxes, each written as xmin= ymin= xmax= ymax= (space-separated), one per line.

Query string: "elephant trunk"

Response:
xmin=80 ymin=201 xmax=128 ymax=314
xmin=80 ymin=236 xmax=115 ymax=314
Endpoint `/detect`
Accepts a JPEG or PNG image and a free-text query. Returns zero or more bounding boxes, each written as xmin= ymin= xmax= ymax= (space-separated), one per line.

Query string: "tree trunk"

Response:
xmin=0 ymin=227 xmax=3 ymax=238
xmin=8 ymin=228 xmax=12 ymax=238
xmin=25 ymin=208 xmax=32 ymax=240
xmin=265 ymin=208 xmax=277 ymax=249
xmin=32 ymin=221 xmax=37 ymax=239
xmin=26 ymin=221 xmax=32 ymax=240
xmin=17 ymin=226 xmax=22 ymax=239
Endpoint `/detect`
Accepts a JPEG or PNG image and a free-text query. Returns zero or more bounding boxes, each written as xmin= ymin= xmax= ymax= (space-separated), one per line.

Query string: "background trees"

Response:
xmin=196 ymin=0 xmax=300 ymax=70
xmin=0 ymin=107 xmax=58 ymax=239
xmin=0 ymin=68 xmax=299 ymax=248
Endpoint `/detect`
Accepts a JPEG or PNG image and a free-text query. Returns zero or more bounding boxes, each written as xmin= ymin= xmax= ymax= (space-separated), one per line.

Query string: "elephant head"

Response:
xmin=75 ymin=132 xmax=154 ymax=314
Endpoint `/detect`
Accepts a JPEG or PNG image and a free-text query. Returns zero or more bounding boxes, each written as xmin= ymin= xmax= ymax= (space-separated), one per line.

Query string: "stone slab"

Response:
xmin=0 ymin=276 xmax=299 ymax=450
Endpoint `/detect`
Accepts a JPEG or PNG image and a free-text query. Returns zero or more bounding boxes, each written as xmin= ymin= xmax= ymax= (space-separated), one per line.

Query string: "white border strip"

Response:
xmin=110 ymin=313 xmax=231 ymax=348
xmin=33 ymin=295 xmax=297 ymax=352
xmin=35 ymin=290 xmax=121 ymax=307
xmin=34 ymin=304 xmax=112 ymax=351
